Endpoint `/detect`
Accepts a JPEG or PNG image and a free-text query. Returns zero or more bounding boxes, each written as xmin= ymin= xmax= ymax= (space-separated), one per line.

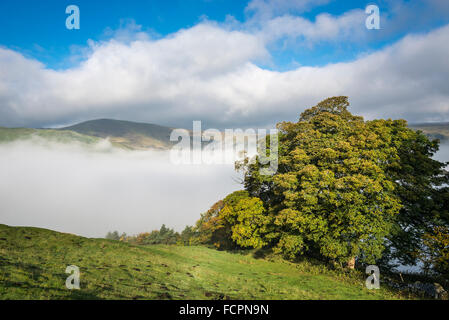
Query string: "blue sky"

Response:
xmin=0 ymin=0 xmax=246 ymax=68
xmin=0 ymin=0 xmax=449 ymax=128
xmin=1 ymin=0 xmax=447 ymax=69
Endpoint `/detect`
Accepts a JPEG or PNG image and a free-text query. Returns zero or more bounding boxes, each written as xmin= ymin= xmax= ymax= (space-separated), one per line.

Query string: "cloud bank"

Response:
xmin=0 ymin=2 xmax=449 ymax=129
xmin=0 ymin=139 xmax=241 ymax=237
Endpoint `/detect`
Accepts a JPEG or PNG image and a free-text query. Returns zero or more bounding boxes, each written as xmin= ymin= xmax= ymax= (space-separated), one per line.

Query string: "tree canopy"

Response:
xmin=193 ymin=96 xmax=449 ymax=273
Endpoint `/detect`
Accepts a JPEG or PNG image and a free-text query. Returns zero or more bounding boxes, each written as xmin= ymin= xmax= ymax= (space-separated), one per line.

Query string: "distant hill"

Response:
xmin=0 ymin=127 xmax=102 ymax=145
xmin=409 ymin=122 xmax=449 ymax=142
xmin=59 ymin=119 xmax=180 ymax=150
xmin=3 ymin=119 xmax=447 ymax=150
xmin=0 ymin=119 xmax=189 ymax=150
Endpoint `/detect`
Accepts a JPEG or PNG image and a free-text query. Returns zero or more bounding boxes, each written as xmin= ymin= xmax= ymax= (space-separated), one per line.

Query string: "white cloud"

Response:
xmin=0 ymin=21 xmax=449 ymax=129
xmin=257 ymin=9 xmax=365 ymax=44
xmin=246 ymin=0 xmax=333 ymax=20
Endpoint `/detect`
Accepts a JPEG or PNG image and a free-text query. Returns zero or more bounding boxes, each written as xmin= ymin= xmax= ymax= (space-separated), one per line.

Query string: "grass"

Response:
xmin=60 ymin=119 xmax=176 ymax=150
xmin=0 ymin=125 xmax=169 ymax=150
xmin=0 ymin=127 xmax=101 ymax=145
xmin=0 ymin=224 xmax=417 ymax=300
xmin=0 ymin=127 xmax=133 ymax=150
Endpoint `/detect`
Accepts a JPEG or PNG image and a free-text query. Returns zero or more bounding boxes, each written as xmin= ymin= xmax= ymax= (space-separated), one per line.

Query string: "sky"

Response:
xmin=0 ymin=0 xmax=449 ymax=129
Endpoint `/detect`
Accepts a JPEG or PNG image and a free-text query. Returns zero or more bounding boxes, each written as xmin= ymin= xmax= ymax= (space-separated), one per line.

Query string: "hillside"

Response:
xmin=59 ymin=119 xmax=180 ymax=150
xmin=0 ymin=127 xmax=102 ymax=145
xmin=2 ymin=120 xmax=447 ymax=150
xmin=410 ymin=122 xmax=449 ymax=141
xmin=0 ymin=224 xmax=414 ymax=300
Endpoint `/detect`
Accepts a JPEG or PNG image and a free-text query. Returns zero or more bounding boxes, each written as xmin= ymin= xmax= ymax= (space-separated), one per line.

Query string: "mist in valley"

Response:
xmin=1 ymin=139 xmax=448 ymax=239
xmin=0 ymin=138 xmax=242 ymax=237
xmin=435 ymin=142 xmax=449 ymax=165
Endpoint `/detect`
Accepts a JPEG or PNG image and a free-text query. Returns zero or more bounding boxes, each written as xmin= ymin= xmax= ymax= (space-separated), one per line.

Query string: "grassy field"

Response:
xmin=0 ymin=224 xmax=417 ymax=300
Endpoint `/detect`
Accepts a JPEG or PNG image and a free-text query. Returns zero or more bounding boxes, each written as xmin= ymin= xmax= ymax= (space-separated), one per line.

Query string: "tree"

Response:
xmin=136 ymin=232 xmax=152 ymax=245
xmin=194 ymin=199 xmax=233 ymax=249
xmin=202 ymin=96 xmax=448 ymax=270
xmin=240 ymin=97 xmax=402 ymax=266
xmin=124 ymin=225 xmax=180 ymax=245
xmin=420 ymin=226 xmax=449 ymax=276
xmin=105 ymin=230 xmax=120 ymax=240
xmin=367 ymin=119 xmax=449 ymax=267
xmin=220 ymin=191 xmax=271 ymax=249
xmin=180 ymin=225 xmax=197 ymax=245
xmin=157 ymin=224 xmax=179 ymax=244
xmin=194 ymin=191 xmax=271 ymax=249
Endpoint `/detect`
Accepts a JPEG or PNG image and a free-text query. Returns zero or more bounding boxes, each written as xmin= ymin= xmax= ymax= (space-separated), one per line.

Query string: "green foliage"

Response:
xmin=105 ymin=231 xmax=120 ymax=241
xmin=420 ymin=226 xmax=449 ymax=277
xmin=194 ymin=199 xmax=233 ymax=249
xmin=193 ymin=191 xmax=272 ymax=250
xmin=233 ymin=96 xmax=449 ymax=269
xmin=267 ymin=97 xmax=402 ymax=264
xmin=233 ymin=97 xmax=449 ymax=269
xmin=122 ymin=225 xmax=180 ymax=245
xmin=221 ymin=191 xmax=271 ymax=249
xmin=368 ymin=119 xmax=449 ymax=267
xmin=180 ymin=226 xmax=198 ymax=246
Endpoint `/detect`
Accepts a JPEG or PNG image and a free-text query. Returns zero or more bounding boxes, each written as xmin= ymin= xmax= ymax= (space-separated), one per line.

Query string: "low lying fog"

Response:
xmin=0 ymin=138 xmax=242 ymax=237
xmin=435 ymin=142 xmax=449 ymax=164
xmin=1 ymin=139 xmax=448 ymax=239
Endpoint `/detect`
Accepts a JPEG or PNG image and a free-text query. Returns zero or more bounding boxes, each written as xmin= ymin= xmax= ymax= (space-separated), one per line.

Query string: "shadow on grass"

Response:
xmin=0 ymin=279 xmax=102 ymax=300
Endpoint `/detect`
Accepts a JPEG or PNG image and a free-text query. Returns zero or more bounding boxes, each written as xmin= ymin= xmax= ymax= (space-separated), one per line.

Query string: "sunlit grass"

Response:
xmin=0 ymin=224 xmax=416 ymax=300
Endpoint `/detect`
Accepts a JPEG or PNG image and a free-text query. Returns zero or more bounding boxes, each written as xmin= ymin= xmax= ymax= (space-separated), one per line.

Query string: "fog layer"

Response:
xmin=0 ymin=139 xmax=241 ymax=237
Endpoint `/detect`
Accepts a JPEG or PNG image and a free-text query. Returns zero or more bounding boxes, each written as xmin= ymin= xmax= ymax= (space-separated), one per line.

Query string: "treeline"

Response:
xmin=106 ymin=224 xmax=198 ymax=246
xmin=107 ymin=97 xmax=449 ymax=278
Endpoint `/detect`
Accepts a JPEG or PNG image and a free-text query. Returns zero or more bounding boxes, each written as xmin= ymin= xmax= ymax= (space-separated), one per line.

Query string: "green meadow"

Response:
xmin=0 ymin=224 xmax=416 ymax=300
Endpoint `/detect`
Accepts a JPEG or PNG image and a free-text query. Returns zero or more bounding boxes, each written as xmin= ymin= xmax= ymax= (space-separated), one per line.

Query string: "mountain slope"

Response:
xmin=0 ymin=127 xmax=102 ymax=145
xmin=0 ymin=224 xmax=410 ymax=300
xmin=59 ymin=119 xmax=179 ymax=150
xmin=410 ymin=122 xmax=449 ymax=141
xmin=3 ymin=120 xmax=447 ymax=150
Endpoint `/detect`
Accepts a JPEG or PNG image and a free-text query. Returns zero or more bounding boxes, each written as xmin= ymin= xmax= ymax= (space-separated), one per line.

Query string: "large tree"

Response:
xmin=235 ymin=96 xmax=448 ymax=269
xmin=240 ymin=97 xmax=403 ymax=266
xmin=194 ymin=191 xmax=271 ymax=249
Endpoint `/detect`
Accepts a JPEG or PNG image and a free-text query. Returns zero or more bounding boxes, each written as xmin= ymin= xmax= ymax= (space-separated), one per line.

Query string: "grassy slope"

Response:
xmin=0 ymin=127 xmax=101 ymax=145
xmin=0 ymin=225 xmax=415 ymax=300
xmin=0 ymin=127 xmax=131 ymax=150
xmin=60 ymin=119 xmax=178 ymax=150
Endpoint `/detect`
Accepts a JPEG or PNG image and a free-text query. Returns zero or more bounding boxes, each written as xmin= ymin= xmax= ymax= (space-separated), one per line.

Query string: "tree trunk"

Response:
xmin=347 ymin=257 xmax=355 ymax=269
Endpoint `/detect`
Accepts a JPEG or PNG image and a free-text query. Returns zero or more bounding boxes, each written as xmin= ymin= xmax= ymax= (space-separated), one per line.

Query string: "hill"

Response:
xmin=2 ymin=119 xmax=447 ymax=150
xmin=410 ymin=122 xmax=449 ymax=141
xmin=59 ymin=119 xmax=180 ymax=150
xmin=0 ymin=127 xmax=102 ymax=145
xmin=0 ymin=224 xmax=416 ymax=300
